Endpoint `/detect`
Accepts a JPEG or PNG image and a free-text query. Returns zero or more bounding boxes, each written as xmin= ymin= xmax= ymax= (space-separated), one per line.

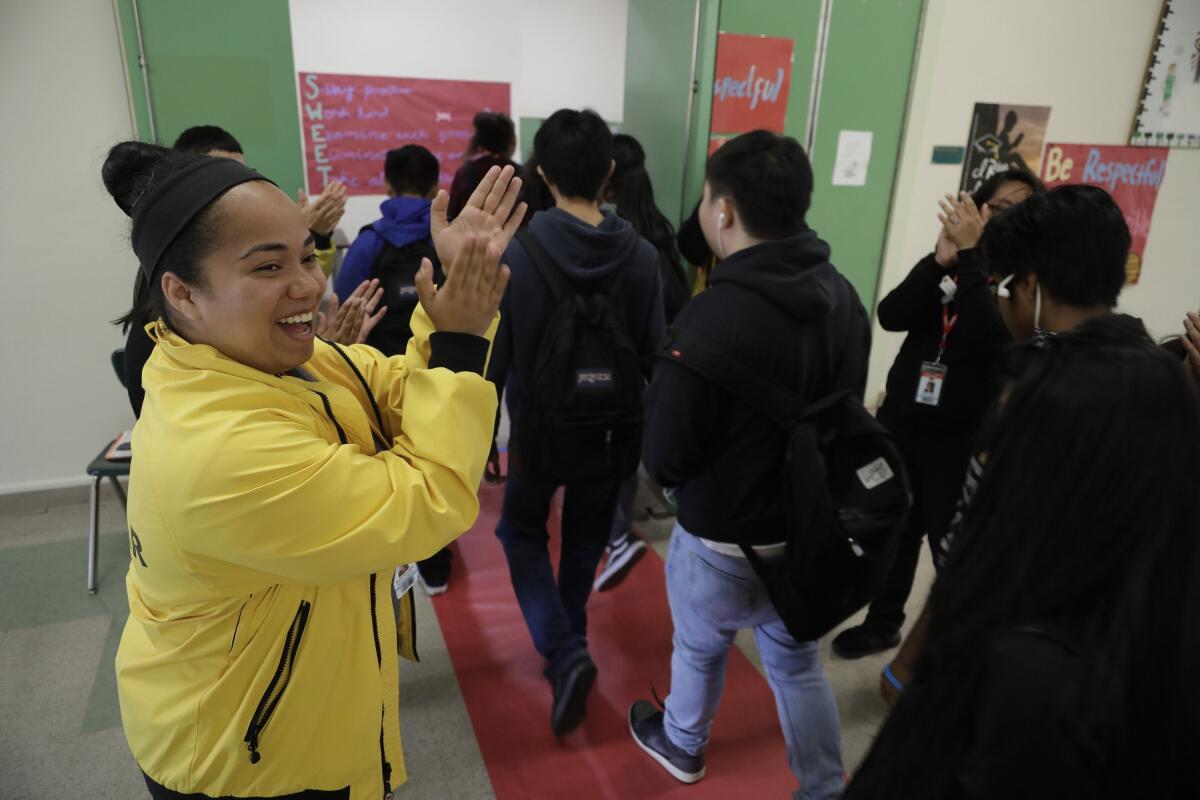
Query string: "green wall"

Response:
xmin=115 ymin=0 xmax=305 ymax=194
xmin=804 ymin=0 xmax=924 ymax=302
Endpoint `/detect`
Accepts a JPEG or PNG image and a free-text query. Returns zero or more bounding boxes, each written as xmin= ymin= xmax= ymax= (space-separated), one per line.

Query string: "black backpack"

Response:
xmin=511 ymin=229 xmax=645 ymax=482
xmin=666 ymin=312 xmax=912 ymax=642
xmin=361 ymin=225 xmax=443 ymax=356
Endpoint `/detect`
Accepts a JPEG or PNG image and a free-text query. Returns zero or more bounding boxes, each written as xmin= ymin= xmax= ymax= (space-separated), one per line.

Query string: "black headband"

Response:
xmin=130 ymin=157 xmax=274 ymax=281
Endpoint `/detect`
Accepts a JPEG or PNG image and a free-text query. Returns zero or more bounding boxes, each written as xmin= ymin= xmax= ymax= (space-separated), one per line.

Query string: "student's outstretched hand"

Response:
xmin=417 ymin=233 xmax=510 ymax=337
xmin=431 ymin=165 xmax=526 ymax=273
xmin=300 ymin=181 xmax=348 ymax=236
xmin=1183 ymin=312 xmax=1200 ymax=389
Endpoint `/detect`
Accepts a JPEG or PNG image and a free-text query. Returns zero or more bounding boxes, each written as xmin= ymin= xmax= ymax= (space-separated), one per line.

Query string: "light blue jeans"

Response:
xmin=663 ymin=524 xmax=844 ymax=800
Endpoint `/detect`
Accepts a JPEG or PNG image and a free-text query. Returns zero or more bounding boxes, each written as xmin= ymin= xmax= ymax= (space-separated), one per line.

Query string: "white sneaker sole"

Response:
xmin=628 ymin=716 xmax=706 ymax=784
xmin=593 ymin=540 xmax=647 ymax=591
xmin=419 ymin=577 xmax=448 ymax=597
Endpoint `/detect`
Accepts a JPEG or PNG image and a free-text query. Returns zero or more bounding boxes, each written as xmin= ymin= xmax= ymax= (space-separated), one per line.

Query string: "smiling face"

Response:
xmin=162 ymin=181 xmax=325 ymax=375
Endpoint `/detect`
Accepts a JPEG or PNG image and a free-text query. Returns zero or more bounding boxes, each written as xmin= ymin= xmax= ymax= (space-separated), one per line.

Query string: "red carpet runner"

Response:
xmin=428 ymin=477 xmax=797 ymax=799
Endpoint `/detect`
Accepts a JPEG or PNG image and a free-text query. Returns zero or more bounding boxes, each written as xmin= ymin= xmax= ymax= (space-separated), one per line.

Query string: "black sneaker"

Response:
xmin=628 ymin=700 xmax=705 ymax=784
xmin=593 ymin=532 xmax=648 ymax=592
xmin=550 ymin=656 xmax=597 ymax=737
xmin=831 ymin=623 xmax=901 ymax=659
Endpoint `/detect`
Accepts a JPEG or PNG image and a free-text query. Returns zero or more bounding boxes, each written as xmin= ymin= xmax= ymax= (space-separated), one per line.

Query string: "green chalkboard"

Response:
xmin=115 ymin=0 xmax=305 ymax=195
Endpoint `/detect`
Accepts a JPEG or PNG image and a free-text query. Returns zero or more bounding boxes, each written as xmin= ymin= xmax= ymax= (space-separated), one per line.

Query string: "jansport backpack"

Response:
xmin=361 ymin=225 xmax=443 ymax=355
xmin=665 ymin=308 xmax=912 ymax=642
xmin=511 ymin=229 xmax=645 ymax=482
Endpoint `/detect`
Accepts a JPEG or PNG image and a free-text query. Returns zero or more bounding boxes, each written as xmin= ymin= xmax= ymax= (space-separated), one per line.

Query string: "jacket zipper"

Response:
xmin=371 ymin=574 xmax=394 ymax=796
xmin=243 ymin=600 xmax=311 ymax=764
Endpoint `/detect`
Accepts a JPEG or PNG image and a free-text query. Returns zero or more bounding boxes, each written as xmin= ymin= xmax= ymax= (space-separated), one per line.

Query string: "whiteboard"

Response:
xmin=1132 ymin=0 xmax=1200 ymax=148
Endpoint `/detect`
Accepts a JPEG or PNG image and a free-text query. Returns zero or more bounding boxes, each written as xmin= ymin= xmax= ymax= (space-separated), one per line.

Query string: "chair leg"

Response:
xmin=88 ymin=476 xmax=101 ymax=594
xmin=108 ymin=475 xmax=128 ymax=511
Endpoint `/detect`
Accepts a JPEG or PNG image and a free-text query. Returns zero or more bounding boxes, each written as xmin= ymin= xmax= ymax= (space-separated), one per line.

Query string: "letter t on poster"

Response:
xmin=833 ymin=130 xmax=873 ymax=186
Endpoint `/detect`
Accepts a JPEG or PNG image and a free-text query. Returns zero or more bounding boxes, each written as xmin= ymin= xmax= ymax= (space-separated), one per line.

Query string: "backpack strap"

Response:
xmin=516 ymin=229 xmax=571 ymax=301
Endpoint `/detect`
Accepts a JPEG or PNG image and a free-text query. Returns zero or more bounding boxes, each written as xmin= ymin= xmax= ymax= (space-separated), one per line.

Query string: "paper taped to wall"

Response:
xmin=833 ymin=130 xmax=873 ymax=186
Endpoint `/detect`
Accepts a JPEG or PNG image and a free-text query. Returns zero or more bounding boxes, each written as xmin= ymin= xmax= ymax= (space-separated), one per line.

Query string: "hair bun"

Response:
xmin=101 ymin=141 xmax=177 ymax=217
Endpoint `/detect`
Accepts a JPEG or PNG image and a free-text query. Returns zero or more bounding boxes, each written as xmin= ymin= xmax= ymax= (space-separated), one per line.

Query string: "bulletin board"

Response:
xmin=1131 ymin=0 xmax=1200 ymax=148
xmin=298 ymin=72 xmax=510 ymax=195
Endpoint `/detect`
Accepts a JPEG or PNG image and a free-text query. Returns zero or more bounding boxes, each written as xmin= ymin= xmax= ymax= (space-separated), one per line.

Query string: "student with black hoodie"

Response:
xmin=629 ymin=131 xmax=868 ymax=799
xmin=487 ymin=109 xmax=665 ymax=738
xmin=832 ymin=170 xmax=1043 ymax=659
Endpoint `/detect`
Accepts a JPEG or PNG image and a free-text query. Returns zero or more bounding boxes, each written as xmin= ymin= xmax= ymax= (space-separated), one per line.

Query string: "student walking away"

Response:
xmin=844 ymin=316 xmax=1200 ymax=800
xmin=335 ymin=144 xmax=466 ymax=595
xmin=487 ymin=109 xmax=665 ymax=738
xmin=447 ymin=112 xmax=523 ymax=222
xmin=104 ymin=140 xmax=524 ymax=799
xmin=831 ymin=171 xmax=1043 ymax=660
xmin=121 ymin=124 xmax=346 ymax=417
xmin=631 ymin=131 xmax=872 ymax=799
xmin=879 ymin=184 xmax=1134 ymax=705
xmin=593 ymin=133 xmax=692 ymax=592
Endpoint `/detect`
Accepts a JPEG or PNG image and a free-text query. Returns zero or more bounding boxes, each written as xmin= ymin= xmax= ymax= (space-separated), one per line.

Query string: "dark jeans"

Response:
xmin=417 ymin=547 xmax=453 ymax=585
xmin=865 ymin=420 xmax=975 ymax=633
xmin=495 ymin=465 xmax=622 ymax=681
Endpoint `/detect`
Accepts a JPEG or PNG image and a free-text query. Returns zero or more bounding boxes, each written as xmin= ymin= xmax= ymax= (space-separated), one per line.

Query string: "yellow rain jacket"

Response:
xmin=116 ymin=307 xmax=496 ymax=799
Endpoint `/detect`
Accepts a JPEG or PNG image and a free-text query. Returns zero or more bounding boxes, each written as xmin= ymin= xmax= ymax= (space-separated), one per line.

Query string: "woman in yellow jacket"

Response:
xmin=102 ymin=141 xmax=526 ymax=800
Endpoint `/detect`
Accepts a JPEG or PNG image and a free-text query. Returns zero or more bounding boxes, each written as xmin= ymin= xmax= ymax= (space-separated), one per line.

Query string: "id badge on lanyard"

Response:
xmin=391 ymin=563 xmax=419 ymax=612
xmin=916 ymin=304 xmax=958 ymax=407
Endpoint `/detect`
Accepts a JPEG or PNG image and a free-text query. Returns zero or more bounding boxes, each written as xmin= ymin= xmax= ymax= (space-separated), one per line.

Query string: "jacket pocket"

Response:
xmin=242 ymin=600 xmax=311 ymax=764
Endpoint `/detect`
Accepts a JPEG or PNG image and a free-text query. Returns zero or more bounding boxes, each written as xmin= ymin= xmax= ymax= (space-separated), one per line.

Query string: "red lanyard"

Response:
xmin=937 ymin=304 xmax=959 ymax=363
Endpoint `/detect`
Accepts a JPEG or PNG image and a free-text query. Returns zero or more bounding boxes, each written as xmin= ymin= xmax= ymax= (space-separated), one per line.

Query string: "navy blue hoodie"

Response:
xmin=488 ymin=207 xmax=666 ymax=442
xmin=334 ymin=195 xmax=432 ymax=299
xmin=643 ymin=229 xmax=871 ymax=545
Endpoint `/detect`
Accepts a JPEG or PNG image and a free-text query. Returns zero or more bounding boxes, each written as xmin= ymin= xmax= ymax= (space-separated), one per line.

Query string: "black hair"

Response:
xmin=705 ymin=130 xmax=813 ymax=239
xmin=467 ymin=112 xmax=516 ymax=159
xmin=172 ymin=125 xmax=243 ymax=155
xmin=971 ymin=168 xmax=1046 ymax=208
xmin=606 ymin=134 xmax=688 ymax=316
xmin=980 ymin=184 xmax=1129 ymax=308
xmin=532 ymin=109 xmax=613 ymax=201
xmin=384 ymin=145 xmax=439 ymax=196
xmin=104 ymin=141 xmax=233 ymax=331
xmin=849 ymin=314 xmax=1200 ymax=797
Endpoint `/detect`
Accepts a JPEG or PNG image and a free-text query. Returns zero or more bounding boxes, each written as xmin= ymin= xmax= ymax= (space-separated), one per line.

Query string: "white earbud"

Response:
xmin=718 ymin=213 xmax=726 ymax=226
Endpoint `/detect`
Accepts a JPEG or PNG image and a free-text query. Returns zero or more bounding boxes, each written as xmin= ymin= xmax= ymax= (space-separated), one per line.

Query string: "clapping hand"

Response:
xmin=1183 ymin=312 xmax=1200 ymax=389
xmin=300 ymin=181 xmax=349 ymax=237
xmin=317 ymin=278 xmax=387 ymax=345
xmin=431 ymin=165 xmax=526 ymax=275
xmin=938 ymin=192 xmax=992 ymax=252
xmin=416 ymin=233 xmax=510 ymax=337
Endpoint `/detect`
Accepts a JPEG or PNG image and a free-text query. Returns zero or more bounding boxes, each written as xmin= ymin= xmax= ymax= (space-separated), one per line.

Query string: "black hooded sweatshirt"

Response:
xmin=643 ymin=229 xmax=871 ymax=546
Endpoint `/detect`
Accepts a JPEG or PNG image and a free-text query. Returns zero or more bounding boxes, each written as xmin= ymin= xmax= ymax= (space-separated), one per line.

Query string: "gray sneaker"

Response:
xmin=628 ymin=700 xmax=705 ymax=784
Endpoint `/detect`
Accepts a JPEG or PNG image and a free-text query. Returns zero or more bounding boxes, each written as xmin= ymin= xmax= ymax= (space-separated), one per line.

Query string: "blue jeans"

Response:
xmin=664 ymin=524 xmax=844 ymax=800
xmin=495 ymin=466 xmax=622 ymax=681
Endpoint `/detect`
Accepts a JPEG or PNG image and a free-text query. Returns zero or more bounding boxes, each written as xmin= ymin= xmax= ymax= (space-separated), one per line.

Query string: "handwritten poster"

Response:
xmin=960 ymin=103 xmax=1052 ymax=194
xmin=298 ymin=72 xmax=510 ymax=195
xmin=710 ymin=33 xmax=794 ymax=135
xmin=1041 ymin=143 xmax=1169 ymax=284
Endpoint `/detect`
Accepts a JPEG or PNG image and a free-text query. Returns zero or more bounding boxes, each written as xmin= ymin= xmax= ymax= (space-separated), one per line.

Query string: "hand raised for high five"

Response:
xmin=416 ymin=233 xmax=510 ymax=337
xmin=431 ymin=165 xmax=526 ymax=274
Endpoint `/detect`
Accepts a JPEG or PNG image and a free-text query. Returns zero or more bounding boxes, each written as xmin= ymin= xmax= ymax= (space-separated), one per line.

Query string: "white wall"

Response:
xmin=288 ymin=0 xmax=630 ymax=235
xmin=869 ymin=0 xmax=1200 ymax=400
xmin=0 ymin=0 xmax=136 ymax=493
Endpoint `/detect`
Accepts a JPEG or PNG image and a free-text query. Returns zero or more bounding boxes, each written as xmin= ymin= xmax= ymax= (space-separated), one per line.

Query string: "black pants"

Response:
xmin=144 ymin=773 xmax=348 ymax=799
xmin=865 ymin=420 xmax=975 ymax=633
xmin=417 ymin=546 xmax=453 ymax=585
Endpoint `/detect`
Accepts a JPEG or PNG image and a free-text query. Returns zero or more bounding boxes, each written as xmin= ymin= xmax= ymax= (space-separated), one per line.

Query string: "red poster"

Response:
xmin=298 ymin=72 xmax=510 ymax=196
xmin=1040 ymin=143 xmax=1169 ymax=284
xmin=710 ymin=33 xmax=794 ymax=134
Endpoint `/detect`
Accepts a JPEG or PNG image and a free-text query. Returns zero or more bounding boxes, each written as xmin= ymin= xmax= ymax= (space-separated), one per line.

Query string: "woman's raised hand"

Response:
xmin=938 ymin=192 xmax=991 ymax=251
xmin=416 ymin=233 xmax=510 ymax=337
xmin=431 ymin=165 xmax=526 ymax=274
